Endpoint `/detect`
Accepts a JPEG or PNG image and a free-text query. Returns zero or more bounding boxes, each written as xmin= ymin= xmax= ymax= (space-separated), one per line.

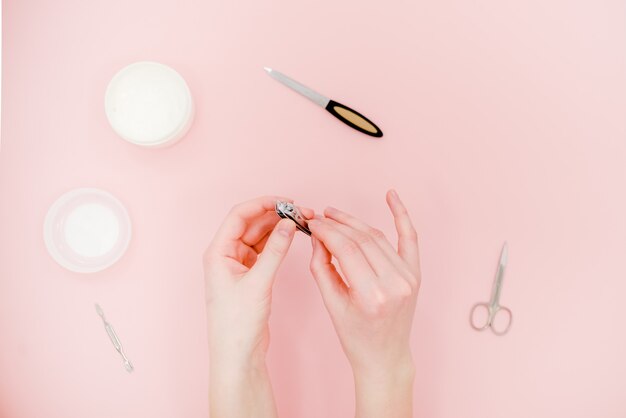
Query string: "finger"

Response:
xmin=310 ymin=236 xmax=348 ymax=304
xmin=251 ymin=229 xmax=273 ymax=253
xmin=300 ymin=206 xmax=315 ymax=220
xmin=214 ymin=196 xmax=292 ymax=246
xmin=386 ymin=190 xmax=420 ymax=274
xmin=251 ymin=206 xmax=314 ymax=253
xmin=324 ymin=206 xmax=416 ymax=286
xmin=317 ymin=217 xmax=392 ymax=277
xmin=211 ymin=196 xmax=291 ymax=260
xmin=241 ymin=212 xmax=280 ymax=250
xmin=307 ymin=218 xmax=376 ymax=293
xmin=247 ymin=219 xmax=297 ymax=288
xmin=324 ymin=206 xmax=406 ymax=267
xmin=241 ymin=244 xmax=259 ymax=269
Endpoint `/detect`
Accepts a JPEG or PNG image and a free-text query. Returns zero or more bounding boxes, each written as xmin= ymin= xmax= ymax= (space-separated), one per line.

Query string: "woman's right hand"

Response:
xmin=307 ymin=190 xmax=420 ymax=418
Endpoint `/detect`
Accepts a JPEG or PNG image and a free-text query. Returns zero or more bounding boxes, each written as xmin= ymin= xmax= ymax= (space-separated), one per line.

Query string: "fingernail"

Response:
xmin=390 ymin=189 xmax=399 ymax=200
xmin=308 ymin=218 xmax=320 ymax=227
xmin=326 ymin=206 xmax=337 ymax=213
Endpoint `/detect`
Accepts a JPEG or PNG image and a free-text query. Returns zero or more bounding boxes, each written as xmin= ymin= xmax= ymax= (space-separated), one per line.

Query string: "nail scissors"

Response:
xmin=470 ymin=243 xmax=513 ymax=335
xmin=275 ymin=201 xmax=311 ymax=236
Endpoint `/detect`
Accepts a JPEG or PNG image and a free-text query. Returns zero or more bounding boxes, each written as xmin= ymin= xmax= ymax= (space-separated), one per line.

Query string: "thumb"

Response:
xmin=248 ymin=218 xmax=296 ymax=287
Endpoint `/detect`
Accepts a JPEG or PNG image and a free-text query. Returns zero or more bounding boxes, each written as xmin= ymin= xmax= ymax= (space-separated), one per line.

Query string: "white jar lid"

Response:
xmin=43 ymin=188 xmax=132 ymax=273
xmin=105 ymin=61 xmax=194 ymax=147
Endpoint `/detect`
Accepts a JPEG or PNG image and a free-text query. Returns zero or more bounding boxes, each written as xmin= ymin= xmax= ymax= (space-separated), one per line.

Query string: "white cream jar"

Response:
xmin=105 ymin=61 xmax=194 ymax=147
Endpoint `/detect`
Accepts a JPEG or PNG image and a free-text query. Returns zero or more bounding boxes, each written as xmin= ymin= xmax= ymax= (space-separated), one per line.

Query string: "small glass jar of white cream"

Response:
xmin=43 ymin=188 xmax=132 ymax=273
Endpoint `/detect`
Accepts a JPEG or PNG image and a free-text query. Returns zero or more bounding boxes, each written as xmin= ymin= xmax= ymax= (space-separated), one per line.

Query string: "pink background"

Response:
xmin=1 ymin=0 xmax=625 ymax=417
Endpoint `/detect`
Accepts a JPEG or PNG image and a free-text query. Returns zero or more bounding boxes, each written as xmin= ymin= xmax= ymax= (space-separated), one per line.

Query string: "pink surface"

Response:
xmin=1 ymin=0 xmax=625 ymax=417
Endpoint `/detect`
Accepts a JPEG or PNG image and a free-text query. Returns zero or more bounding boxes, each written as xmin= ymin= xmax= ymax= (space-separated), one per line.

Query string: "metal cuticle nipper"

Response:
xmin=275 ymin=200 xmax=311 ymax=236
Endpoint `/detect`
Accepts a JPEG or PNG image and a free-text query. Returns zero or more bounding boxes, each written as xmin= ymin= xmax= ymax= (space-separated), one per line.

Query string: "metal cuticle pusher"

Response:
xmin=95 ymin=303 xmax=134 ymax=373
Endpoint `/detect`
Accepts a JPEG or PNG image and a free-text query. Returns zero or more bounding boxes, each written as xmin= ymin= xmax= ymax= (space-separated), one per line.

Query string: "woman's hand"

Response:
xmin=308 ymin=190 xmax=420 ymax=418
xmin=204 ymin=196 xmax=313 ymax=418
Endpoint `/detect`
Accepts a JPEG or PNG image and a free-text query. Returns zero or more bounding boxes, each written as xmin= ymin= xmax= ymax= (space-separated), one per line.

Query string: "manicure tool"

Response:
xmin=275 ymin=201 xmax=311 ymax=236
xmin=264 ymin=67 xmax=383 ymax=138
xmin=469 ymin=243 xmax=513 ymax=335
xmin=95 ymin=303 xmax=134 ymax=372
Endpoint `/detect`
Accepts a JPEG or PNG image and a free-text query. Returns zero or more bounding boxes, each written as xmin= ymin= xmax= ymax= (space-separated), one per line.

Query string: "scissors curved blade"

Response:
xmin=490 ymin=242 xmax=508 ymax=306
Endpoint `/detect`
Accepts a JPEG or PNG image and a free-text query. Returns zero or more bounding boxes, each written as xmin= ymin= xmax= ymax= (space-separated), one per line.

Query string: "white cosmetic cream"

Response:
xmin=105 ymin=61 xmax=194 ymax=147
xmin=44 ymin=188 xmax=132 ymax=273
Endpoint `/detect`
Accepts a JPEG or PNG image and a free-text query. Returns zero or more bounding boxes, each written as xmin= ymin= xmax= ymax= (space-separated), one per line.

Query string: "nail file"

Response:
xmin=264 ymin=67 xmax=383 ymax=138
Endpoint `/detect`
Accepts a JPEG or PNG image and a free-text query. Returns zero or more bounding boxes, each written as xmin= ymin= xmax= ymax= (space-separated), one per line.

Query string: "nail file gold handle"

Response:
xmin=325 ymin=100 xmax=383 ymax=138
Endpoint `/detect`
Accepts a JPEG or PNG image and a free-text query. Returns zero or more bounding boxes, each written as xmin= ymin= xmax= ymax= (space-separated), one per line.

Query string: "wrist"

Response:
xmin=352 ymin=352 xmax=415 ymax=387
xmin=352 ymin=354 xmax=415 ymax=418
xmin=353 ymin=361 xmax=415 ymax=387
xmin=209 ymin=348 xmax=278 ymax=418
xmin=210 ymin=347 xmax=267 ymax=374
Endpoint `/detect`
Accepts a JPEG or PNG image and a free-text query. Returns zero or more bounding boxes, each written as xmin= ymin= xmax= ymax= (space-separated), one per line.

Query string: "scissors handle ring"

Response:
xmin=469 ymin=302 xmax=492 ymax=331
xmin=490 ymin=305 xmax=513 ymax=335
